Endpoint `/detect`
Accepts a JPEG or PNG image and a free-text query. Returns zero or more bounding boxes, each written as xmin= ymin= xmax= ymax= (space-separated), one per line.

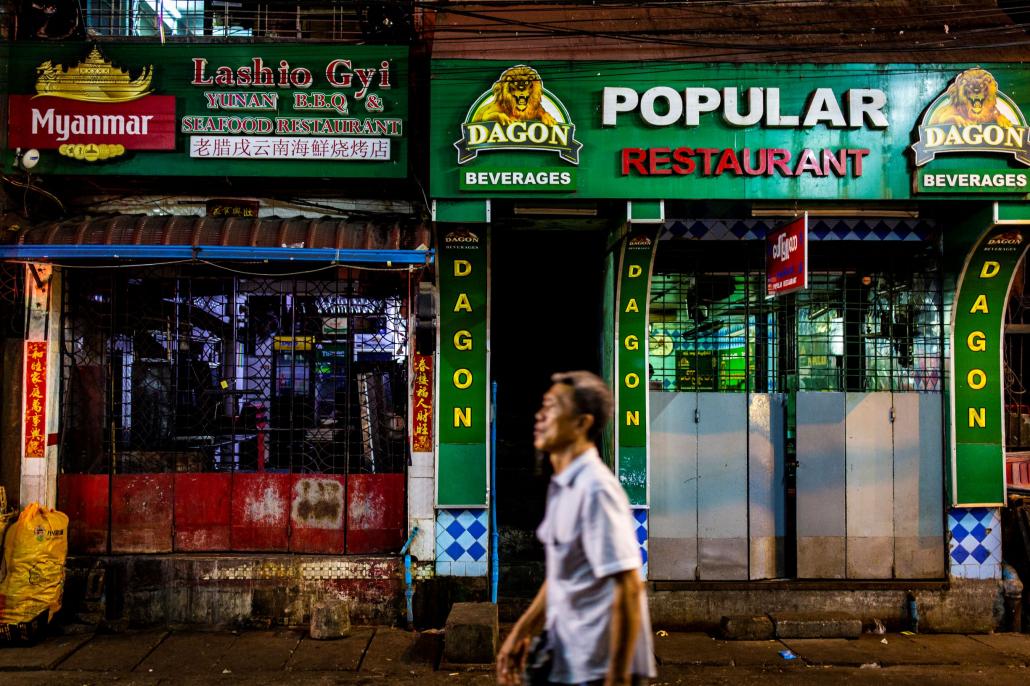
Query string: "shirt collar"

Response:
xmin=551 ymin=446 xmax=599 ymax=488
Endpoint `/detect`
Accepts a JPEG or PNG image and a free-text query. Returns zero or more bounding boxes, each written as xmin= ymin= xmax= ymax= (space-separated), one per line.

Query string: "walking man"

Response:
xmin=497 ymin=371 xmax=656 ymax=686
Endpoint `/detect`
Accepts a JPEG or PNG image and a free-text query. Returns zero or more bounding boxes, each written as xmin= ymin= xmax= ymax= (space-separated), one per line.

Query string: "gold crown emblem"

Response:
xmin=34 ymin=47 xmax=152 ymax=103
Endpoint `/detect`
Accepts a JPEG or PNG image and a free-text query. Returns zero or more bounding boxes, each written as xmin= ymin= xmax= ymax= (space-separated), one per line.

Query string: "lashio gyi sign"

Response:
xmin=4 ymin=43 xmax=408 ymax=177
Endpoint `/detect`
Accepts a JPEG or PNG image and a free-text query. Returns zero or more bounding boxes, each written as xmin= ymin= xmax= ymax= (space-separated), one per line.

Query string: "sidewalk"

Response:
xmin=0 ymin=627 xmax=1028 ymax=685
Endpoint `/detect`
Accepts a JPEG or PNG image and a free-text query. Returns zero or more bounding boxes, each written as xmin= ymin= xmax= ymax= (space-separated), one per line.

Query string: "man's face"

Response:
xmin=533 ymin=383 xmax=588 ymax=452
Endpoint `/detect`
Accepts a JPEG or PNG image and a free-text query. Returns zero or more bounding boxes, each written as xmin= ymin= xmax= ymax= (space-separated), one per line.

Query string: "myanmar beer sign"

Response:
xmin=455 ymin=65 xmax=581 ymax=191
xmin=8 ymin=46 xmax=176 ymax=162
xmin=914 ymin=68 xmax=1030 ymax=193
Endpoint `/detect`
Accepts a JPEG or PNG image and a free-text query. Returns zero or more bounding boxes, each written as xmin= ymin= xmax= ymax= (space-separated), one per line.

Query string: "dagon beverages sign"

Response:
xmin=914 ymin=68 xmax=1030 ymax=194
xmin=5 ymin=43 xmax=408 ymax=177
xmin=766 ymin=214 xmax=808 ymax=297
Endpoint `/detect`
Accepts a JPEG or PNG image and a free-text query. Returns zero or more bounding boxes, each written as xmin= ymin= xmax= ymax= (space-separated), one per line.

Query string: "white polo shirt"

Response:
xmin=535 ymin=447 xmax=657 ymax=684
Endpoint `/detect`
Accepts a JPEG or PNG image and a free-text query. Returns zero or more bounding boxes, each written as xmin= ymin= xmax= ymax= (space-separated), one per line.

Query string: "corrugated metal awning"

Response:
xmin=1 ymin=215 xmax=434 ymax=264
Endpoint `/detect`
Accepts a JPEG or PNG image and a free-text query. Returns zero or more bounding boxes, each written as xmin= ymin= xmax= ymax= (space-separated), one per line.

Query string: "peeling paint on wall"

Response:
xmin=292 ymin=478 xmax=344 ymax=529
xmin=244 ymin=486 xmax=287 ymax=525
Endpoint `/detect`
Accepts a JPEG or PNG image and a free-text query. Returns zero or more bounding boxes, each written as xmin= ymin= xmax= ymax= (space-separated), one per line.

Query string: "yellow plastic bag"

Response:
xmin=0 ymin=503 xmax=69 ymax=624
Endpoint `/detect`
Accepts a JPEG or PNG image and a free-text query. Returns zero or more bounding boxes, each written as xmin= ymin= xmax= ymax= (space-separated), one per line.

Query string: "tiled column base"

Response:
xmin=435 ymin=508 xmax=488 ymax=577
xmin=948 ymin=506 xmax=1001 ymax=580
xmin=633 ymin=508 xmax=648 ymax=579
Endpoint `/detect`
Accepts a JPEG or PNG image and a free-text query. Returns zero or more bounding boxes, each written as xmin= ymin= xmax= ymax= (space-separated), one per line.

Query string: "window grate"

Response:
xmin=60 ymin=266 xmax=409 ymax=476
xmin=649 ymin=240 xmax=943 ymax=394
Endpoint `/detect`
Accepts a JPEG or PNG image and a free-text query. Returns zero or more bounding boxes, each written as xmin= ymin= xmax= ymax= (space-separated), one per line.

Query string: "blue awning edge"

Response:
xmin=1 ymin=215 xmax=435 ymax=264
xmin=0 ymin=244 xmax=434 ymax=264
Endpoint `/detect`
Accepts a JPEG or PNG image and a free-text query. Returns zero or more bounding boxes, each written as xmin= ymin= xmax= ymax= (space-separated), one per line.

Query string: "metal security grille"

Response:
xmin=80 ymin=1 xmax=405 ymax=40
xmin=649 ymin=241 xmax=943 ymax=393
xmin=60 ymin=266 xmax=409 ymax=476
xmin=0 ymin=264 xmax=24 ymax=338
xmin=1006 ymin=263 xmax=1030 ymax=450
xmin=651 ymin=241 xmax=779 ymax=394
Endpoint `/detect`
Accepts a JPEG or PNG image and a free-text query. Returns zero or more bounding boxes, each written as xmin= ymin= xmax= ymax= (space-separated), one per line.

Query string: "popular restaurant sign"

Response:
xmin=5 ymin=43 xmax=408 ymax=177
xmin=429 ymin=61 xmax=1030 ymax=200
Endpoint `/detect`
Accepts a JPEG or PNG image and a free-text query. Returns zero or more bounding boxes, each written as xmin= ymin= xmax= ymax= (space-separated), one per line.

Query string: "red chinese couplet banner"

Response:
xmin=412 ymin=353 xmax=433 ymax=452
xmin=24 ymin=340 xmax=47 ymax=458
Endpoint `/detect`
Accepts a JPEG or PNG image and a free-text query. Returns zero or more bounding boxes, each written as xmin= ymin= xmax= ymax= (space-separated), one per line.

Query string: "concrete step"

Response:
xmin=769 ymin=612 xmax=863 ymax=639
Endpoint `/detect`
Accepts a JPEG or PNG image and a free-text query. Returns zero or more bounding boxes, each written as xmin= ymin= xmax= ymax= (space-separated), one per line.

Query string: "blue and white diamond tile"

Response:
xmin=659 ymin=218 xmax=931 ymax=243
xmin=633 ymin=508 xmax=648 ymax=579
xmin=436 ymin=508 xmax=488 ymax=577
xmin=948 ymin=507 xmax=1002 ymax=580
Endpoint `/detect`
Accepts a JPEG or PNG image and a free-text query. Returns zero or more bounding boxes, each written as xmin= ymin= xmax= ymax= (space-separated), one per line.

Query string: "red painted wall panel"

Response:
xmin=346 ymin=473 xmax=405 ymax=554
xmin=230 ymin=473 xmax=290 ymax=551
xmin=110 ymin=474 xmax=173 ymax=553
xmin=289 ymin=474 xmax=346 ymax=554
xmin=58 ymin=474 xmax=109 ymax=554
xmin=174 ymin=473 xmax=231 ymax=551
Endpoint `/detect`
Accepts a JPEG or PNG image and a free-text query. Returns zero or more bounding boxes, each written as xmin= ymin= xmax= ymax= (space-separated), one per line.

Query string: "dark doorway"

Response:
xmin=491 ymin=225 xmax=607 ymax=598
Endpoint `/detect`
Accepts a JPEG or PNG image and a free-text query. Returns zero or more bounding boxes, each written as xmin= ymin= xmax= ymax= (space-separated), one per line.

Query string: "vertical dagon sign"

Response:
xmin=766 ymin=213 xmax=809 ymax=297
xmin=412 ymin=353 xmax=434 ymax=452
xmin=24 ymin=341 xmax=47 ymax=458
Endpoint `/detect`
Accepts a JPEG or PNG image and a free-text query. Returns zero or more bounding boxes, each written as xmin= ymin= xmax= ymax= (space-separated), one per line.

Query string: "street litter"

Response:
xmin=778 ymin=650 xmax=797 ymax=660
xmin=901 ymin=630 xmax=915 ymax=636
xmin=871 ymin=618 xmax=886 ymax=634
xmin=880 ymin=638 xmax=888 ymax=644
xmin=656 ymin=630 xmax=669 ymax=637
xmin=860 ymin=662 xmax=881 ymax=669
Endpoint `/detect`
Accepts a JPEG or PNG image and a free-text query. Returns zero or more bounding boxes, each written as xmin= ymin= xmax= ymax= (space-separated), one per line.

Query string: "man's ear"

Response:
xmin=577 ymin=413 xmax=595 ymax=437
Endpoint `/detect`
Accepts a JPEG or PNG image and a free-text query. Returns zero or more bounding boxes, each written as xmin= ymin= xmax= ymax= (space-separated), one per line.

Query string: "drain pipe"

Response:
xmin=491 ymin=381 xmax=499 ymax=604
xmin=400 ymin=525 xmax=419 ymax=629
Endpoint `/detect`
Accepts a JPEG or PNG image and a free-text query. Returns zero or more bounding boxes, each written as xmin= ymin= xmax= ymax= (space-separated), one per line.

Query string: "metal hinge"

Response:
xmin=889 ymin=407 xmax=896 ymax=423
xmin=694 ymin=408 xmax=700 ymax=424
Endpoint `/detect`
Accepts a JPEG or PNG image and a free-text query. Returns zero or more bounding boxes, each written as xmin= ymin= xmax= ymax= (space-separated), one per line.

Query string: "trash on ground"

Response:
xmin=870 ymin=618 xmax=886 ymax=634
xmin=900 ymin=630 xmax=916 ymax=636
xmin=656 ymin=630 xmax=669 ymax=637
xmin=880 ymin=638 xmax=889 ymax=645
xmin=860 ymin=662 xmax=881 ymax=669
xmin=778 ymin=650 xmax=797 ymax=660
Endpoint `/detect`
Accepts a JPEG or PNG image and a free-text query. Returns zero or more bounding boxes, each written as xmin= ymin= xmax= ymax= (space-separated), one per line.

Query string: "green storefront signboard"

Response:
xmin=4 ymin=43 xmax=407 ymax=177
xmin=952 ymin=223 xmax=1030 ymax=505
xmin=615 ymin=229 xmax=658 ymax=506
xmin=436 ymin=227 xmax=488 ymax=507
xmin=430 ymin=61 xmax=1030 ymax=200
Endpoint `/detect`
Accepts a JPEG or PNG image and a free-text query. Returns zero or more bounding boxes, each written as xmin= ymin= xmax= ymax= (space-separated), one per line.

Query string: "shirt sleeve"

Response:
xmin=582 ymin=484 xmax=643 ymax=579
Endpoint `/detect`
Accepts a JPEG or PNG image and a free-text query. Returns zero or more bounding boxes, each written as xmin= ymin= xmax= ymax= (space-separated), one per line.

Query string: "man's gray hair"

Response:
xmin=551 ymin=370 xmax=613 ymax=443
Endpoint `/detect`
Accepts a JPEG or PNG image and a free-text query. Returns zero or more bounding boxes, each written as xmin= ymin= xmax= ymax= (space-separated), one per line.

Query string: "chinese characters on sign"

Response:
xmin=206 ymin=198 xmax=260 ymax=218
xmin=412 ymin=353 xmax=433 ymax=452
xmin=24 ymin=341 xmax=47 ymax=458
xmin=189 ymin=136 xmax=390 ymax=160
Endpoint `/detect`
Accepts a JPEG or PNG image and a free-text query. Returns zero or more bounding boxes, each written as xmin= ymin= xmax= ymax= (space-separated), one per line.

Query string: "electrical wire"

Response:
xmin=1 ymin=174 xmax=66 ymax=214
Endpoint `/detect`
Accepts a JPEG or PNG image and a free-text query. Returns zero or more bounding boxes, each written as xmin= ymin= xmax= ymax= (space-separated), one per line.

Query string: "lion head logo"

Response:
xmin=929 ymin=68 xmax=1012 ymax=128
xmin=471 ymin=65 xmax=556 ymax=127
xmin=912 ymin=67 xmax=1030 ymax=167
xmin=455 ymin=65 xmax=582 ymax=165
